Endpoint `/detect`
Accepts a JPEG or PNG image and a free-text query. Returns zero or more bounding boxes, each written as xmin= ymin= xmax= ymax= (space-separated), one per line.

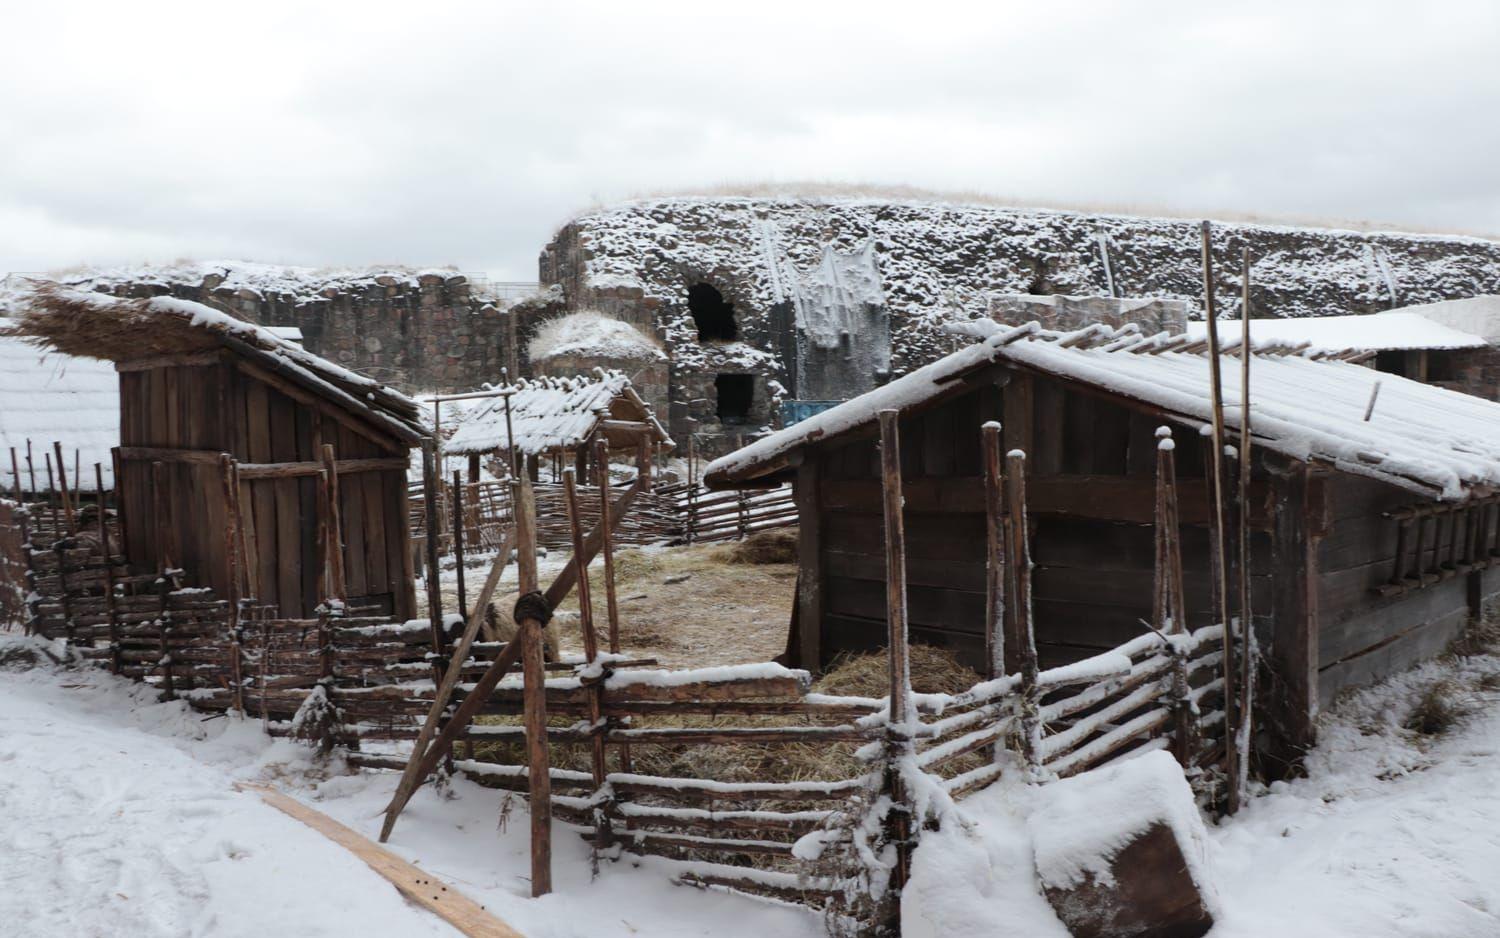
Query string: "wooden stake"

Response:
xmin=595 ymin=440 xmax=621 ymax=656
xmin=9 ymin=447 xmax=20 ymax=501
xmin=419 ymin=442 xmax=445 ymax=658
xmin=219 ymin=455 xmax=245 ymax=712
xmin=97 ymin=462 xmax=121 ymax=677
xmin=515 ymin=474 xmax=553 ymax=897
xmin=151 ymin=460 xmax=175 ymax=699
xmin=877 ymin=410 xmax=912 ymax=895
xmin=1005 ymin=449 xmax=1041 ymax=771
xmin=319 ymin=445 xmax=347 ymax=604
xmin=452 ymin=471 xmax=468 ymax=618
xmin=53 ymin=441 xmax=75 ymax=533
xmin=1199 ymin=220 xmax=1238 ymax=801
xmin=1233 ymin=248 xmax=1256 ymax=811
xmin=111 ymin=447 xmax=128 ymax=565
xmin=25 ymin=439 xmax=36 ymax=495
xmin=563 ymin=467 xmax=611 ymax=859
xmin=981 ymin=421 xmax=1007 ymax=679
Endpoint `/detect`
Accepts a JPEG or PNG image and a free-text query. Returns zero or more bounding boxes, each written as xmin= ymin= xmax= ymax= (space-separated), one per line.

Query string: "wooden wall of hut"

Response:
xmin=115 ymin=354 xmax=415 ymax=619
xmin=803 ymin=370 xmax=1278 ymax=675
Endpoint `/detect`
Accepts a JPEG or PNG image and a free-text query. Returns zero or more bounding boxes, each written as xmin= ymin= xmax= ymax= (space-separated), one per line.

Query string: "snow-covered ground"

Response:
xmin=0 ymin=635 xmax=822 ymax=938
xmin=8 ymin=628 xmax=1500 ymax=937
xmin=909 ymin=651 xmax=1500 ymax=937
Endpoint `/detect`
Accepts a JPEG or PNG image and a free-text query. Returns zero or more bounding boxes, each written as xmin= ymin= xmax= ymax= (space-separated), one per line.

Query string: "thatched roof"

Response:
xmin=13 ymin=284 xmax=427 ymax=445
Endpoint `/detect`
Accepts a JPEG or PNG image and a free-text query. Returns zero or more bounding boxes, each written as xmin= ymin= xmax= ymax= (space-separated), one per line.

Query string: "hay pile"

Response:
xmin=725 ymin=529 xmax=798 ymax=565
xmin=471 ymin=643 xmax=985 ymax=785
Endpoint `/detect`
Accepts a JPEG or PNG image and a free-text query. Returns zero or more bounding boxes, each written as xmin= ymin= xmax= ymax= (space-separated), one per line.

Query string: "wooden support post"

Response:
xmin=9 ymin=447 xmax=21 ymax=501
xmin=1156 ymin=429 xmax=1198 ymax=768
xmin=467 ymin=452 xmax=481 ymax=484
xmin=594 ymin=440 xmax=621 ymax=657
xmin=151 ymin=460 xmax=175 ymax=700
xmin=877 ymin=410 xmax=913 ymax=899
xmin=981 ymin=421 xmax=1007 ymax=679
xmin=1266 ymin=465 xmax=1319 ymax=775
xmin=1231 ymin=248 xmax=1256 ymax=811
xmin=110 ymin=447 xmax=129 ymax=567
xmin=452 ymin=471 xmax=468 ymax=618
xmin=1200 ymin=221 xmax=1238 ymax=804
xmin=96 ymin=463 xmax=122 ymax=677
xmin=1005 ymin=448 xmax=1041 ymax=772
xmin=563 ymin=468 xmax=612 ymax=861
xmin=794 ymin=451 xmax=823 ymax=673
xmin=595 ymin=439 xmax=631 ymax=775
xmin=25 ymin=440 xmax=36 ymax=496
xmin=515 ymin=475 xmax=553 ymax=897
xmin=218 ymin=455 xmax=245 ymax=711
xmin=52 ymin=441 xmax=76 ymax=533
xmin=419 ymin=442 xmax=445 ymax=658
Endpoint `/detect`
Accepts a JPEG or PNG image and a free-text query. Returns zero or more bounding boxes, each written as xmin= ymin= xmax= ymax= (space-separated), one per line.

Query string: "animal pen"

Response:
xmin=16 ymin=271 xmax=1500 ymax=933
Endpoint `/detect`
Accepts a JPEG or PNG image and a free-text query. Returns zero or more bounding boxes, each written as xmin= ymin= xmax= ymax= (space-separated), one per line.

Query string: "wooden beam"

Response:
xmin=115 ymin=350 xmax=224 ymax=373
xmin=238 ymin=457 xmax=408 ymax=479
xmin=242 ymin=785 xmax=524 ymax=938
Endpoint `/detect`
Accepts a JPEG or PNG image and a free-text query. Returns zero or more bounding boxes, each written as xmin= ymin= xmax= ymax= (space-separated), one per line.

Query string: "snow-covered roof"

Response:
xmin=528 ymin=311 xmax=666 ymax=362
xmin=706 ymin=320 xmax=1500 ymax=501
xmin=444 ymin=370 xmax=671 ymax=457
xmin=1389 ymin=295 xmax=1500 ymax=343
xmin=1183 ymin=312 xmax=1487 ymax=353
xmin=39 ymin=260 xmax=479 ymax=305
xmin=16 ymin=286 xmax=427 ymax=446
xmin=0 ymin=332 xmax=118 ymax=493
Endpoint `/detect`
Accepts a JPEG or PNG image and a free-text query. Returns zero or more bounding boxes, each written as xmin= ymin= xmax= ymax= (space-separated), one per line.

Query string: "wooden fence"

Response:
xmin=16 ymin=414 xmax=1239 ymax=935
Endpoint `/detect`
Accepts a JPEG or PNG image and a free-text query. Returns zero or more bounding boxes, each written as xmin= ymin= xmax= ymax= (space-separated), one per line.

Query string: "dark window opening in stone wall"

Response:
xmin=689 ymin=283 xmax=738 ymax=341
xmin=715 ymin=373 xmax=754 ymax=424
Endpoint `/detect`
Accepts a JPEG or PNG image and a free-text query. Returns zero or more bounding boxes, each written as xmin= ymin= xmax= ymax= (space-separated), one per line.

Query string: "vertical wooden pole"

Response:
xmin=1231 ymin=248 xmax=1256 ymax=811
xmin=514 ymin=475 xmax=552 ymax=897
xmin=594 ymin=440 xmax=621 ymax=656
xmin=1200 ymin=220 xmax=1238 ymax=804
xmin=1157 ymin=428 xmax=1199 ymax=767
xmin=96 ymin=463 xmax=121 ymax=676
xmin=151 ymin=460 xmax=175 ymax=699
xmin=794 ymin=451 xmax=824 ymax=673
xmin=563 ymin=467 xmax=611 ymax=861
xmin=502 ymin=387 xmax=519 ymax=481
xmin=452 ymin=471 xmax=468 ymax=618
xmin=219 ymin=455 xmax=245 ymax=712
xmin=9 ymin=447 xmax=21 ymax=501
xmin=25 ymin=440 xmax=37 ymax=495
xmin=52 ymin=441 xmax=76 ymax=533
xmin=877 ymin=410 xmax=912 ymax=897
xmin=419 ymin=442 xmax=445 ymax=655
xmin=981 ymin=421 xmax=1007 ymax=679
xmin=1005 ymin=449 xmax=1041 ymax=771
xmin=111 ymin=447 xmax=129 ymax=568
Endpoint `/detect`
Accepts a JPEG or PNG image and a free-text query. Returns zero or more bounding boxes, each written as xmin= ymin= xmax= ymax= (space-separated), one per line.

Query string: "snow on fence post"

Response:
xmin=878 ymin=409 xmax=915 ymax=910
xmin=1004 ymin=448 xmax=1041 ymax=773
xmin=1155 ymin=428 xmax=1199 ymax=770
xmin=563 ymin=467 xmax=613 ymax=864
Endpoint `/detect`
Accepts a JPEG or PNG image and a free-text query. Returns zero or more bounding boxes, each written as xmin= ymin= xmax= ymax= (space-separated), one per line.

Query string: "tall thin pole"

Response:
xmin=1200 ymin=220 xmax=1238 ymax=806
xmin=1233 ymin=247 xmax=1256 ymax=811
xmin=877 ymin=409 xmax=912 ymax=896
xmin=981 ymin=421 xmax=1006 ymax=679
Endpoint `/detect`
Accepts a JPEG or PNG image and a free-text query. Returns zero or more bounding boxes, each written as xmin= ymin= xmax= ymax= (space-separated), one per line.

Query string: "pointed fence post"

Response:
xmin=1156 ymin=428 xmax=1199 ymax=769
xmin=877 ymin=410 xmax=914 ymax=908
xmin=563 ymin=468 xmax=613 ymax=863
xmin=1004 ymin=448 xmax=1041 ymax=772
xmin=981 ymin=421 xmax=1007 ymax=681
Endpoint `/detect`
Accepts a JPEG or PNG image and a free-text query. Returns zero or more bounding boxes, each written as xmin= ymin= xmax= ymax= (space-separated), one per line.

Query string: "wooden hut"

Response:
xmin=18 ymin=287 xmax=428 ymax=619
xmin=444 ymin=370 xmax=672 ymax=482
xmin=706 ymin=320 xmax=1500 ymax=758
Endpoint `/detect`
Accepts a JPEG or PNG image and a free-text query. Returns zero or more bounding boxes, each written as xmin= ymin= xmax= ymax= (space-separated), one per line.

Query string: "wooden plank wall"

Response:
xmin=118 ymin=359 xmax=412 ymax=620
xmin=1315 ymin=476 xmax=1483 ymax=705
xmin=810 ymin=373 xmax=1273 ymax=674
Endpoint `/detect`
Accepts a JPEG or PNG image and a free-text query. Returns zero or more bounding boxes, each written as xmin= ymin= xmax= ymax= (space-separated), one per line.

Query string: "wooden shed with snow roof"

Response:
xmin=445 ymin=370 xmax=672 ymax=481
xmin=706 ymin=319 xmax=1500 ymax=762
xmin=18 ymin=287 xmax=429 ymax=620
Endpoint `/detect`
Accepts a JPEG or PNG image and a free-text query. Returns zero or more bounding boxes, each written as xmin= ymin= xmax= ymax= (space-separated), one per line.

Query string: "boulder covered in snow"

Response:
xmin=1029 ymin=750 xmax=1218 ymax=938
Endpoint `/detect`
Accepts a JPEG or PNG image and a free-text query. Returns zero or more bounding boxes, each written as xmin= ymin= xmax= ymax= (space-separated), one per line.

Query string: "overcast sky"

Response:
xmin=4 ymin=1 xmax=1498 ymax=281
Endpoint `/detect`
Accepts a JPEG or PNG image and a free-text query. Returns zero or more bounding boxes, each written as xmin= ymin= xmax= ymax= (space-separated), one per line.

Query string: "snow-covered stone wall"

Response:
xmin=541 ymin=197 xmax=1500 ymax=453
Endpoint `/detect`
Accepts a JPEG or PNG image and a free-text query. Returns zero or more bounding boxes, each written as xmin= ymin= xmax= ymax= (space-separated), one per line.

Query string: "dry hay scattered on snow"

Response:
xmin=724 ymin=528 xmax=798 ymax=565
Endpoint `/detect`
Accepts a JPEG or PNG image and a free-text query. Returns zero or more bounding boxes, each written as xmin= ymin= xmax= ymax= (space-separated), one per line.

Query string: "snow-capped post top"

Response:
xmin=981 ymin=419 xmax=1002 ymax=431
xmin=1156 ymin=425 xmax=1176 ymax=451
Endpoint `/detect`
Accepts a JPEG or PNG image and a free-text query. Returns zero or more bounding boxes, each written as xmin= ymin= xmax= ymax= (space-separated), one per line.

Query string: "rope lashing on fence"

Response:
xmin=513 ymin=591 xmax=552 ymax=627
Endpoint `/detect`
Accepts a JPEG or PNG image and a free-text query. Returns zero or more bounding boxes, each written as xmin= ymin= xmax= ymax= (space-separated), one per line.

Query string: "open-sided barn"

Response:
xmin=17 ymin=287 xmax=429 ymax=620
xmin=706 ymin=319 xmax=1500 ymax=760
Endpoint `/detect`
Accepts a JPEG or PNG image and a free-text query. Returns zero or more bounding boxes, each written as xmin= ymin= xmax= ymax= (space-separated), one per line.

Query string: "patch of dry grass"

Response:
xmin=1404 ymin=678 xmax=1478 ymax=737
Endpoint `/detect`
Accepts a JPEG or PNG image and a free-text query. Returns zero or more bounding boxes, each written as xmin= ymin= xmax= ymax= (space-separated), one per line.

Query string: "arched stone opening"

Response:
xmin=688 ymin=283 xmax=737 ymax=341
